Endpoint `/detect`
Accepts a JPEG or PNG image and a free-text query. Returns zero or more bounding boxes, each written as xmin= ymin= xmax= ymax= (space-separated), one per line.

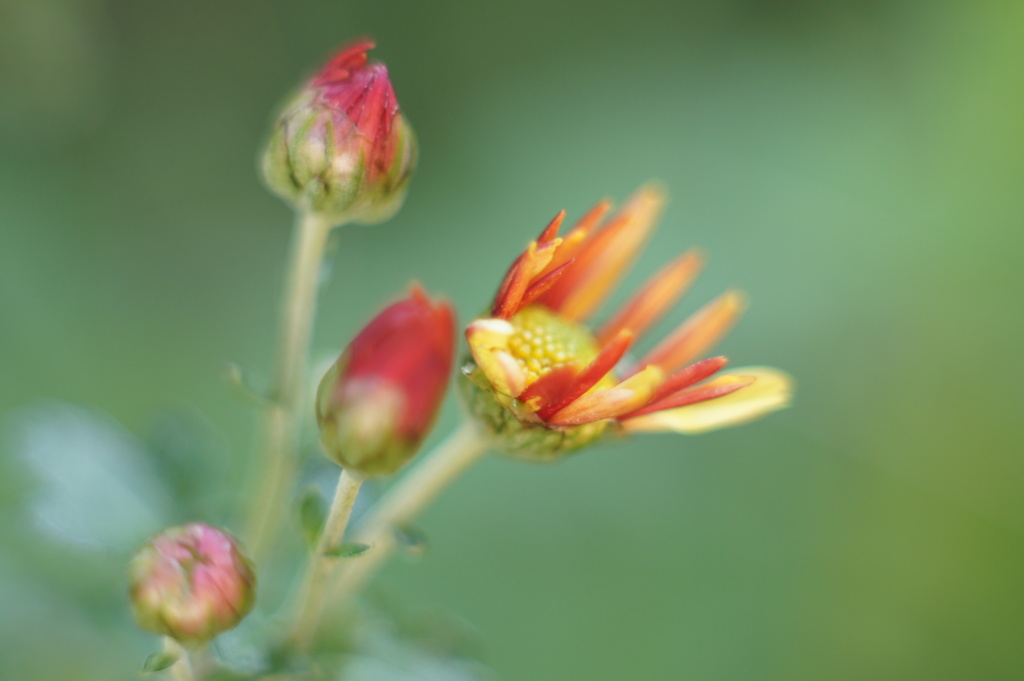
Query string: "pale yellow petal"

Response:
xmin=466 ymin=318 xmax=526 ymax=396
xmin=466 ymin=318 xmax=515 ymax=349
xmin=623 ymin=366 xmax=793 ymax=434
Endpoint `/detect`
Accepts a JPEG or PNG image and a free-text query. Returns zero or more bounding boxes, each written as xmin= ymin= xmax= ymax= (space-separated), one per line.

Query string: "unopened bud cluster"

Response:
xmin=129 ymin=523 xmax=255 ymax=644
xmin=262 ymin=40 xmax=417 ymax=226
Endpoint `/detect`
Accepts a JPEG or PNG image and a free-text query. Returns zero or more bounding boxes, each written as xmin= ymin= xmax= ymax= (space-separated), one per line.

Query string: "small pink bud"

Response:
xmin=128 ymin=523 xmax=256 ymax=644
xmin=261 ymin=39 xmax=417 ymax=226
xmin=316 ymin=286 xmax=455 ymax=477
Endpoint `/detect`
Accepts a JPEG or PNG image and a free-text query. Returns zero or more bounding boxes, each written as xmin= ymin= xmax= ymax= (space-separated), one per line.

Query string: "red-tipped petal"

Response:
xmin=538 ymin=210 xmax=566 ymax=244
xmin=620 ymin=375 xmax=755 ymax=420
xmin=597 ymin=250 xmax=704 ymax=345
xmin=536 ymin=329 xmax=635 ymax=421
xmin=648 ymin=356 xmax=729 ymax=401
xmin=518 ymin=364 xmax=580 ymax=411
xmin=640 ymin=290 xmax=745 ymax=373
xmin=492 ymin=250 xmax=530 ymax=318
xmin=547 ymin=365 xmax=664 ymax=426
xmin=492 ymin=242 xmax=537 ymax=318
xmin=518 ymin=260 xmax=574 ymax=310
xmin=621 ymin=367 xmax=793 ymax=434
xmin=312 ymin=40 xmax=375 ymax=86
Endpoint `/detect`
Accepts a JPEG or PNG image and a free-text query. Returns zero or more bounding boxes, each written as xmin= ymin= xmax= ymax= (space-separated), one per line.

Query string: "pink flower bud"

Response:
xmin=316 ymin=286 xmax=455 ymax=477
xmin=262 ymin=39 xmax=417 ymax=227
xmin=129 ymin=523 xmax=256 ymax=644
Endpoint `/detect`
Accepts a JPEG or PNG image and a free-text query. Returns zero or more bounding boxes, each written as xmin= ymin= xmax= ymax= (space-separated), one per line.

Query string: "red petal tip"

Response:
xmin=538 ymin=210 xmax=566 ymax=243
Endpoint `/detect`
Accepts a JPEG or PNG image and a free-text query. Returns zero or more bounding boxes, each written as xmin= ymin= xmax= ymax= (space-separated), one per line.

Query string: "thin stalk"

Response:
xmin=245 ymin=210 xmax=333 ymax=561
xmin=164 ymin=637 xmax=194 ymax=681
xmin=329 ymin=423 xmax=489 ymax=603
xmin=290 ymin=468 xmax=364 ymax=648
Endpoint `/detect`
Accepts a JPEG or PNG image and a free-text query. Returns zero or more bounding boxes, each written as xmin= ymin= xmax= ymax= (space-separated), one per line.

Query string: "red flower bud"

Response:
xmin=316 ymin=286 xmax=455 ymax=477
xmin=128 ymin=523 xmax=255 ymax=644
xmin=262 ymin=39 xmax=417 ymax=226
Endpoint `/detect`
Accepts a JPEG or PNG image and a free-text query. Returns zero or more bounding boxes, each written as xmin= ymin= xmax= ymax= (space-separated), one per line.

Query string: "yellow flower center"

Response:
xmin=506 ymin=305 xmax=603 ymax=386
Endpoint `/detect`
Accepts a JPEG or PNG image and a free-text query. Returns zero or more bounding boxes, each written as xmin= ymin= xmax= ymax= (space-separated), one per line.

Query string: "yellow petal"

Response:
xmin=622 ymin=366 xmax=793 ymax=434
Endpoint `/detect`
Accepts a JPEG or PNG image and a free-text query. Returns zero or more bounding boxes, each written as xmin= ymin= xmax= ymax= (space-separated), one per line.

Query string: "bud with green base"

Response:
xmin=261 ymin=40 xmax=417 ymax=227
xmin=316 ymin=285 xmax=455 ymax=477
xmin=289 ymin=287 xmax=455 ymax=648
xmin=128 ymin=523 xmax=256 ymax=645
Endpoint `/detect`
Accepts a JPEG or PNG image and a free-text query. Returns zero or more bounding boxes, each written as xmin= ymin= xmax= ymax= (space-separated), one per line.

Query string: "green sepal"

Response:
xmin=326 ymin=542 xmax=371 ymax=558
xmin=142 ymin=651 xmax=179 ymax=673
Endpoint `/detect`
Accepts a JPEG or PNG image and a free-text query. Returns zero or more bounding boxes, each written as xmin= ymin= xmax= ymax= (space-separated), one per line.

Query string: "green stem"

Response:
xmin=164 ymin=638 xmax=193 ymax=681
xmin=245 ymin=210 xmax=333 ymax=562
xmin=328 ymin=422 xmax=489 ymax=604
xmin=290 ymin=468 xmax=364 ymax=648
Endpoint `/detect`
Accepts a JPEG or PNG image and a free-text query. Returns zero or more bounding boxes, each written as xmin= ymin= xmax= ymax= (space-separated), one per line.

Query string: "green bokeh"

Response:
xmin=2 ymin=0 xmax=1022 ymax=679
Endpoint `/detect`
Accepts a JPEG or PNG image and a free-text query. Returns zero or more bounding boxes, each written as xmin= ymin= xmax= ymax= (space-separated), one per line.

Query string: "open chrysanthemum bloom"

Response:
xmin=460 ymin=184 xmax=793 ymax=461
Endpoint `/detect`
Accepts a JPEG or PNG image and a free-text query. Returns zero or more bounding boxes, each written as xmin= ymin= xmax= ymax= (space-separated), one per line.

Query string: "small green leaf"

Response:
xmin=222 ymin=362 xmax=272 ymax=406
xmin=326 ymin=541 xmax=371 ymax=558
xmin=393 ymin=525 xmax=428 ymax=557
xmin=298 ymin=487 xmax=327 ymax=548
xmin=142 ymin=650 xmax=179 ymax=672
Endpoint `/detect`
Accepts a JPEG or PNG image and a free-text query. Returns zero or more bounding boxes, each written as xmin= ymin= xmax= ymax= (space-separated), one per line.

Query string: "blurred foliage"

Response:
xmin=1 ymin=0 xmax=1023 ymax=680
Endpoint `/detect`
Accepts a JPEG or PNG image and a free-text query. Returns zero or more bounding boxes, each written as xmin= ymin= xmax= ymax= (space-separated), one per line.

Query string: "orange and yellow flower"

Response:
xmin=461 ymin=184 xmax=793 ymax=460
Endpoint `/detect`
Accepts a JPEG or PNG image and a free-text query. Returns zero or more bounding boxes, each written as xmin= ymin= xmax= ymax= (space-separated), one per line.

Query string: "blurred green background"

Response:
xmin=2 ymin=0 xmax=1023 ymax=679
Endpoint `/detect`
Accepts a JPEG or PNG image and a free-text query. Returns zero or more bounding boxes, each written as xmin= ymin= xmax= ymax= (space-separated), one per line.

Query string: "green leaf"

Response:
xmin=326 ymin=541 xmax=371 ymax=558
xmin=298 ymin=487 xmax=327 ymax=548
xmin=393 ymin=525 xmax=429 ymax=557
xmin=142 ymin=650 xmax=179 ymax=672
xmin=10 ymin=403 xmax=171 ymax=548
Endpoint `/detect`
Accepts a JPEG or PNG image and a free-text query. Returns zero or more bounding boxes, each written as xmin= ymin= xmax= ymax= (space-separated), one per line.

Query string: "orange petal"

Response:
xmin=536 ymin=330 xmax=635 ymax=420
xmin=537 ymin=184 xmax=667 ymax=321
xmin=597 ymin=250 xmax=704 ymax=345
xmin=537 ymin=199 xmax=613 ymax=279
xmin=492 ymin=250 xmax=530 ymax=319
xmin=491 ymin=238 xmax=562 ymax=319
xmin=640 ymin=290 xmax=746 ymax=373
xmin=547 ymin=365 xmax=664 ymax=426
xmin=622 ymin=367 xmax=794 ymax=433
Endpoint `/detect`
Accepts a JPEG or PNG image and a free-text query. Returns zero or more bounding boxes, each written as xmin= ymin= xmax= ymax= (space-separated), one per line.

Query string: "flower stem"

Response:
xmin=164 ymin=637 xmax=193 ymax=681
xmin=245 ymin=210 xmax=333 ymax=562
xmin=329 ymin=422 xmax=489 ymax=603
xmin=290 ymin=468 xmax=364 ymax=648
